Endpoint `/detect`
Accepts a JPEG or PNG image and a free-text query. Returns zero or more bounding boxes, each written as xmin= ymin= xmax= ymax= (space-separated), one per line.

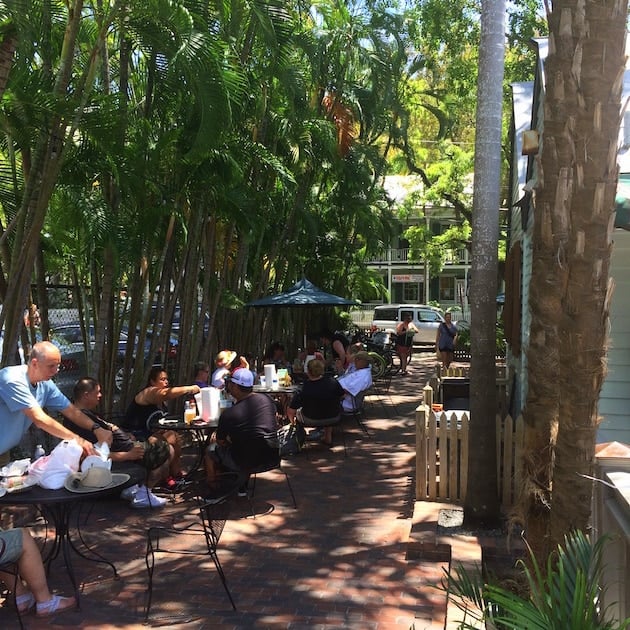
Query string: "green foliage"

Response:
xmin=455 ymin=318 xmax=505 ymax=354
xmin=404 ymin=217 xmax=470 ymax=276
xmin=443 ymin=530 xmax=630 ymax=630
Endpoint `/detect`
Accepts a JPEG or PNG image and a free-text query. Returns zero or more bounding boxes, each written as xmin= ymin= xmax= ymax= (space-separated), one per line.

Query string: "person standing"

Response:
xmin=0 ymin=341 xmax=112 ymax=458
xmin=436 ymin=311 xmax=458 ymax=369
xmin=395 ymin=312 xmax=418 ymax=375
xmin=320 ymin=329 xmax=349 ymax=375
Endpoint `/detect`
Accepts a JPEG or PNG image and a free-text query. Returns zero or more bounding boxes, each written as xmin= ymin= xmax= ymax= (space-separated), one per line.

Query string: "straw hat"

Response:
xmin=64 ymin=467 xmax=130 ymax=493
xmin=216 ymin=350 xmax=237 ymax=367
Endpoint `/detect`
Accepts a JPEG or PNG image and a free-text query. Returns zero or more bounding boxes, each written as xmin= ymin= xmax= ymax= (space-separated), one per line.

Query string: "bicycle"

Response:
xmin=349 ymin=328 xmax=401 ymax=376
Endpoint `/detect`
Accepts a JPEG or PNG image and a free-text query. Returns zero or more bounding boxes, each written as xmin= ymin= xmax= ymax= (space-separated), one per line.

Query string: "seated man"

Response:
xmin=193 ymin=361 xmax=210 ymax=388
xmin=337 ymin=351 xmax=373 ymax=411
xmin=67 ymin=377 xmax=172 ymax=509
xmin=286 ymin=359 xmax=344 ymax=447
xmin=204 ymin=368 xmax=279 ymax=495
xmin=342 ymin=343 xmax=365 ymax=376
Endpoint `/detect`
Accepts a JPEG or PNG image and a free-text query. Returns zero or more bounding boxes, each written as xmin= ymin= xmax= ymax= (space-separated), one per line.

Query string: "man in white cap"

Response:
xmin=204 ymin=367 xmax=279 ymax=495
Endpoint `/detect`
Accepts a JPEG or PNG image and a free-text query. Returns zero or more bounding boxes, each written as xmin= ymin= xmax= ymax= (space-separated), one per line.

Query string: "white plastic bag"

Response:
xmin=28 ymin=439 xmax=83 ymax=489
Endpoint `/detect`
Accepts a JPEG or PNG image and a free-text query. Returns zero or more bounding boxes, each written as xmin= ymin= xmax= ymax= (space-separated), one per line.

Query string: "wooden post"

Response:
xmin=423 ymin=383 xmax=434 ymax=407
xmin=416 ymin=404 xmax=428 ymax=500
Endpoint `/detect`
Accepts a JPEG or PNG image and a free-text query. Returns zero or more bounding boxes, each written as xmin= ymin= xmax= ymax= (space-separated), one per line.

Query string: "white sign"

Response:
xmin=392 ymin=274 xmax=423 ymax=282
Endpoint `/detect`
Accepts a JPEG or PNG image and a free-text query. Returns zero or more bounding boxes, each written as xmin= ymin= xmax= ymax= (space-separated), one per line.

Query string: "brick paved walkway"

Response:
xmin=0 ymin=354 xmax=449 ymax=630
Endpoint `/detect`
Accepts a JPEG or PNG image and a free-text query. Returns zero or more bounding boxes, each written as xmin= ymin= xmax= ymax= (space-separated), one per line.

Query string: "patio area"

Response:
xmin=1 ymin=354 xmax=451 ymax=630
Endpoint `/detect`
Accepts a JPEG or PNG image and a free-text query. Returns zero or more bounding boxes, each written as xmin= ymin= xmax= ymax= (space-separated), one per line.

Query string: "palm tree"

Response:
xmin=463 ymin=0 xmax=505 ymax=528
xmin=520 ymin=0 xmax=628 ymax=561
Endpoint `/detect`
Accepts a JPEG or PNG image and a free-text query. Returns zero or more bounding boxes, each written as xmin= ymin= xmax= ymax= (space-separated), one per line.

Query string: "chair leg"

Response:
xmin=246 ymin=465 xmax=297 ymax=516
xmin=144 ymin=534 xmax=157 ymax=621
xmin=354 ymin=410 xmax=371 ymax=438
xmin=332 ymin=422 xmax=347 ymax=458
xmin=209 ymin=551 xmax=237 ymax=610
xmin=279 ymin=463 xmax=297 ymax=509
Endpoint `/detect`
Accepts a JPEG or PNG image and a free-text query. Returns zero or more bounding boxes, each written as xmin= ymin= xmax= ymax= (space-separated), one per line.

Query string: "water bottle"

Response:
xmin=33 ymin=444 xmax=45 ymax=461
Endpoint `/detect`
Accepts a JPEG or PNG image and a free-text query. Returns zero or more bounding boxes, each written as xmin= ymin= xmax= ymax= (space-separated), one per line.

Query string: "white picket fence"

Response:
xmin=415 ymin=405 xmax=525 ymax=507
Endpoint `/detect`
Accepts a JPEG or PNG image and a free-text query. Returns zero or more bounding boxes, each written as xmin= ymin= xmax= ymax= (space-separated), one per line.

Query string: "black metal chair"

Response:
xmin=341 ymin=389 xmax=371 ymax=438
xmin=144 ymin=485 xmax=236 ymax=621
xmin=0 ymin=537 xmax=24 ymax=629
xmin=300 ymin=412 xmax=347 ymax=457
xmin=241 ymin=450 xmax=297 ymax=516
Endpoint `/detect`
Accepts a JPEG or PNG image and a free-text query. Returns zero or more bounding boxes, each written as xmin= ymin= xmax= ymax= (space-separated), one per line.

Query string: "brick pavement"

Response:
xmin=0 ymin=353 xmax=451 ymax=630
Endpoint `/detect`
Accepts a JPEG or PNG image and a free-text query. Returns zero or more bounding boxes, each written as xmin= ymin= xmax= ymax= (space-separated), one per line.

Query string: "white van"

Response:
xmin=371 ymin=304 xmax=445 ymax=345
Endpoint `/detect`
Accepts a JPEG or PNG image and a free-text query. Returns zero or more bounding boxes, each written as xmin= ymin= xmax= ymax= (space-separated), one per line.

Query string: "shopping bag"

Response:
xmin=28 ymin=439 xmax=83 ymax=489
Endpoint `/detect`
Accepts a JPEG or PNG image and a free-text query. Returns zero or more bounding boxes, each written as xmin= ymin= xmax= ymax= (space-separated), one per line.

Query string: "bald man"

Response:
xmin=0 ymin=341 xmax=112 ymax=457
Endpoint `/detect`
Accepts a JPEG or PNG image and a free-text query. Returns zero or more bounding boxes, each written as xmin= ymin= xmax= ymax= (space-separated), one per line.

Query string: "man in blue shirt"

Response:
xmin=0 ymin=341 xmax=112 ymax=457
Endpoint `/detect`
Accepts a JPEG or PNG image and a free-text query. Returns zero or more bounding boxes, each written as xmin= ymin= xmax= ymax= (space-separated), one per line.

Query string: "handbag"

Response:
xmin=277 ymin=421 xmax=306 ymax=456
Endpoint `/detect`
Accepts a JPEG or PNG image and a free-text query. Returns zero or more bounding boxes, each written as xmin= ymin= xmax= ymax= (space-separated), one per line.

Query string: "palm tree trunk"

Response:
xmin=521 ymin=0 xmax=628 ymax=564
xmin=463 ymin=0 xmax=505 ymax=528
xmin=546 ymin=0 xmax=626 ymax=546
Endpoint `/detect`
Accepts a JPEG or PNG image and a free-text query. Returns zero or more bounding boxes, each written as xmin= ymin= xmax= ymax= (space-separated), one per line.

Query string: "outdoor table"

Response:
xmin=149 ymin=416 xmax=218 ymax=474
xmin=0 ymin=476 xmax=135 ymax=607
xmin=253 ymin=385 xmax=297 ymax=419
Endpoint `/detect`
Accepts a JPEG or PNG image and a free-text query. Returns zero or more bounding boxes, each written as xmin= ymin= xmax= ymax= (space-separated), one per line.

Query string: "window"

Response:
xmin=403 ymin=283 xmax=420 ymax=302
xmin=419 ymin=309 xmax=441 ymax=322
xmin=373 ymin=307 xmax=397 ymax=321
xmin=439 ymin=277 xmax=455 ymax=301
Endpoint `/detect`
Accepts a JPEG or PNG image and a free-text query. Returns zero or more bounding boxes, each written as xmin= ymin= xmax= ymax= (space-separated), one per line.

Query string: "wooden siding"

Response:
xmin=598 ymin=229 xmax=630 ymax=443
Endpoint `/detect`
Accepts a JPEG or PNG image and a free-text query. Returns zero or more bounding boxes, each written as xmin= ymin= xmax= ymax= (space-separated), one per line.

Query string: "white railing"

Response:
xmin=366 ymin=248 xmax=468 ymax=265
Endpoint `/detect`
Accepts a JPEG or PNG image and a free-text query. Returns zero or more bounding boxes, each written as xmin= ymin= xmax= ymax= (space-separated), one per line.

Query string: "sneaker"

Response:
xmin=120 ymin=483 xmax=140 ymax=501
xmin=306 ymin=429 xmax=323 ymax=442
xmin=130 ymin=487 xmax=167 ymax=509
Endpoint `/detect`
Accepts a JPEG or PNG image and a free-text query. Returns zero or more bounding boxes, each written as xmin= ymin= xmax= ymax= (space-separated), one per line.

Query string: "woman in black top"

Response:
xmin=286 ymin=359 xmax=344 ymax=446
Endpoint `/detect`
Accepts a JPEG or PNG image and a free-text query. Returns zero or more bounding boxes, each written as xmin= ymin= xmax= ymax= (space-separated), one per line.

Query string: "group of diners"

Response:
xmin=0 ymin=332 xmax=374 ymax=616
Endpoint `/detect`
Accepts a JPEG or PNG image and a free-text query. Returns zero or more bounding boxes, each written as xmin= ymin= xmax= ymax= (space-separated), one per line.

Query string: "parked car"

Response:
xmin=50 ymin=324 xmax=128 ymax=397
xmin=371 ymin=304 xmax=446 ymax=345
xmin=50 ymin=323 xmax=178 ymax=397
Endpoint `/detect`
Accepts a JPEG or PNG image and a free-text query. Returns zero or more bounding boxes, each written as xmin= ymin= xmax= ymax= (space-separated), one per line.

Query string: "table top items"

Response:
xmin=0 ymin=457 xmax=37 ymax=494
xmin=0 ymin=473 xmax=38 ymax=493
xmin=28 ymin=438 xmax=83 ymax=489
xmin=195 ymin=386 xmax=222 ymax=422
xmin=0 ymin=458 xmax=30 ymax=477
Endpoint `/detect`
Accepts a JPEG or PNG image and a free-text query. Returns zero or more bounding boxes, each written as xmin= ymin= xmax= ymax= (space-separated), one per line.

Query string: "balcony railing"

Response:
xmin=366 ymin=248 xmax=468 ymax=265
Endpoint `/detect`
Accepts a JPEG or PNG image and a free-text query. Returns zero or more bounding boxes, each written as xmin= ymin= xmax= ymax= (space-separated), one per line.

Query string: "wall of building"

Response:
xmin=598 ymin=229 xmax=630 ymax=443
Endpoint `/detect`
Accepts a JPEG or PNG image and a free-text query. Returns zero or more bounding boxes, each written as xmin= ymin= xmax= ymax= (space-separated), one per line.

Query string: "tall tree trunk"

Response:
xmin=546 ymin=0 xmax=627 ymax=547
xmin=464 ymin=0 xmax=505 ymax=528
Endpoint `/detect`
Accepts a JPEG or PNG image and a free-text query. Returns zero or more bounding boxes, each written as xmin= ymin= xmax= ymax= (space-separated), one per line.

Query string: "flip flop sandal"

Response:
xmin=36 ymin=595 xmax=76 ymax=617
xmin=16 ymin=592 xmax=35 ymax=614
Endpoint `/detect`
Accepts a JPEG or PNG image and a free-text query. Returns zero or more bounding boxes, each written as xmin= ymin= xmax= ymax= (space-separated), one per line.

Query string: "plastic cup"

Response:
xmin=260 ymin=376 xmax=266 ymax=387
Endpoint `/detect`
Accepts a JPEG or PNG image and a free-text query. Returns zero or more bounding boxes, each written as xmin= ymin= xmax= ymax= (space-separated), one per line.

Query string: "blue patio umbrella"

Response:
xmin=246 ymin=278 xmax=358 ymax=347
xmin=246 ymin=278 xmax=358 ymax=308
